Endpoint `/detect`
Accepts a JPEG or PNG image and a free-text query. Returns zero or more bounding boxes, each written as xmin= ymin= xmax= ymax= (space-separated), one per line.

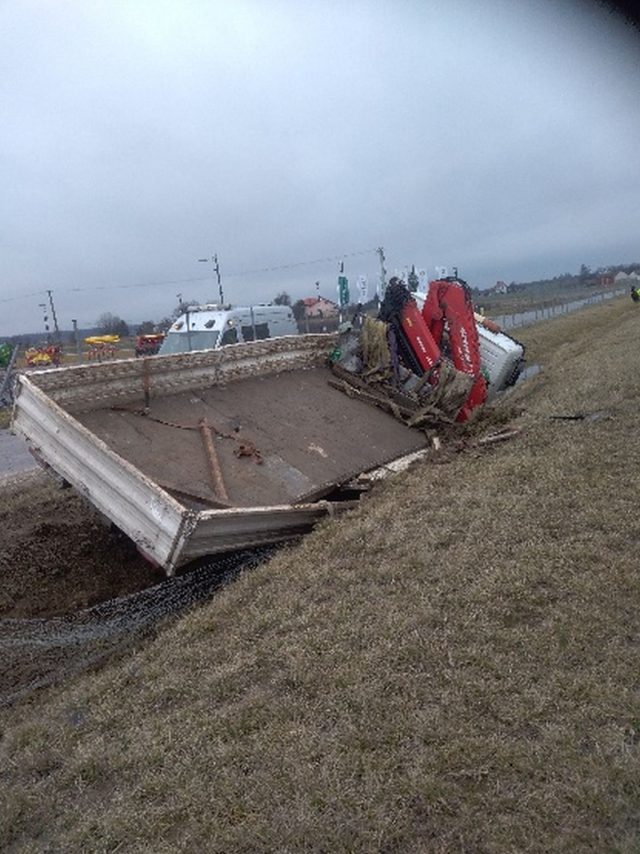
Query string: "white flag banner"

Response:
xmin=418 ymin=269 xmax=428 ymax=293
xmin=357 ymin=275 xmax=368 ymax=303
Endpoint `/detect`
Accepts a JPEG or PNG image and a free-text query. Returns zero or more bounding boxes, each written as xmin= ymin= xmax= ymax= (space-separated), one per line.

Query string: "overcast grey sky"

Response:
xmin=2 ymin=0 xmax=639 ymax=335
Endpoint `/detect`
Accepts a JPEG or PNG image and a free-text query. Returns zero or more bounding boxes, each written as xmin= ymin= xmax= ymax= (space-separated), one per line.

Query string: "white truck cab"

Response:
xmin=159 ymin=303 xmax=298 ymax=355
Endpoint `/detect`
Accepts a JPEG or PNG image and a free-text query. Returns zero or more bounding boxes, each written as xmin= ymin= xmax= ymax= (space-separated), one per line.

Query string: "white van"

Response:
xmin=159 ymin=304 xmax=298 ymax=355
xmin=412 ymin=291 xmax=524 ymax=397
xmin=475 ymin=322 xmax=525 ymax=398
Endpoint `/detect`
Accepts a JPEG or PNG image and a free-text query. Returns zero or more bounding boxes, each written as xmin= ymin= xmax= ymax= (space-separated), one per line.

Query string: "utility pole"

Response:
xmin=198 ymin=254 xmax=224 ymax=304
xmin=213 ymin=254 xmax=223 ymax=303
xmin=38 ymin=303 xmax=50 ymax=344
xmin=71 ymin=319 xmax=83 ymax=363
xmin=47 ymin=290 xmax=60 ymax=343
xmin=311 ymin=280 xmax=319 ymax=332
xmin=377 ymin=246 xmax=387 ymax=303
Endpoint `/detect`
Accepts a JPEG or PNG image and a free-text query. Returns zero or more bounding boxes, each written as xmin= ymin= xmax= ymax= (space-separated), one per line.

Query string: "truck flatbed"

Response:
xmin=77 ymin=366 xmax=427 ymax=510
xmin=12 ymin=335 xmax=428 ymax=573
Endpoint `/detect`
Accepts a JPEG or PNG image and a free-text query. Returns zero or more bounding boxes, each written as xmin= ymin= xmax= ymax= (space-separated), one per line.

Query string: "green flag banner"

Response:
xmin=338 ymin=275 xmax=349 ymax=306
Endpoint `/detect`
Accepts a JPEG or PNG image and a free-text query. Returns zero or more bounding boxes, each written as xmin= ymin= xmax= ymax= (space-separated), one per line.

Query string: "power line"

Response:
xmin=0 ymin=248 xmax=379 ymax=303
xmin=226 ymin=248 xmax=378 ymax=277
xmin=0 ymin=290 xmax=48 ymax=304
xmin=66 ymin=275 xmax=212 ymax=294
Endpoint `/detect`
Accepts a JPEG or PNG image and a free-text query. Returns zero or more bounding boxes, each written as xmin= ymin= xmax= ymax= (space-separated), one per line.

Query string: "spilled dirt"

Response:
xmin=0 ymin=468 xmax=164 ymax=705
xmin=0 ymin=469 xmax=163 ymax=619
xmin=0 ymin=467 xmax=277 ymax=707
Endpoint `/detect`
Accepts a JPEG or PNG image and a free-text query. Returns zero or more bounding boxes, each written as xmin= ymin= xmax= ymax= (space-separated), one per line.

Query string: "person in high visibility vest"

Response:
xmin=631 ymin=285 xmax=640 ymax=303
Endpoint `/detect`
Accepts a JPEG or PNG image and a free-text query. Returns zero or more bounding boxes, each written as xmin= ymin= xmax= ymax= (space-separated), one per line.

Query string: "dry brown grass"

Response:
xmin=2 ymin=296 xmax=640 ymax=852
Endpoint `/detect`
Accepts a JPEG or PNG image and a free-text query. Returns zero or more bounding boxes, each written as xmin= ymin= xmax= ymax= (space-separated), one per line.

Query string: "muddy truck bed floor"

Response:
xmin=77 ymin=367 xmax=428 ymax=510
xmin=12 ymin=336 xmax=429 ymax=571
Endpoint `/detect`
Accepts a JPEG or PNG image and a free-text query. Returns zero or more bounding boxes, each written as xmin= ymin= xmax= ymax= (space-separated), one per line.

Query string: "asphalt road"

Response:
xmin=0 ymin=429 xmax=38 ymax=479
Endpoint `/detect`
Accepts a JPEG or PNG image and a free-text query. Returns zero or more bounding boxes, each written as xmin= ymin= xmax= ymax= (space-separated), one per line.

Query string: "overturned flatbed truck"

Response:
xmin=12 ymin=335 xmax=429 ymax=574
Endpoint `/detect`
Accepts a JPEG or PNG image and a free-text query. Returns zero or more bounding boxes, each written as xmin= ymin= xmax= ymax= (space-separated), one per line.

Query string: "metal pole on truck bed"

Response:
xmin=198 ymin=417 xmax=229 ymax=504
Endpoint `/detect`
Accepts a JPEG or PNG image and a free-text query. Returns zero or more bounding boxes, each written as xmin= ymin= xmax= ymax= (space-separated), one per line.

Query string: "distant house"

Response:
xmin=302 ymin=296 xmax=339 ymax=318
xmin=614 ymin=270 xmax=640 ymax=284
xmin=491 ymin=280 xmax=508 ymax=295
xmin=600 ymin=273 xmax=614 ymax=287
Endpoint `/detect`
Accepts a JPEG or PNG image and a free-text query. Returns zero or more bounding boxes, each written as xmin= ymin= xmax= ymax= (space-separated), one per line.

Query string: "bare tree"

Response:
xmin=136 ymin=320 xmax=156 ymax=335
xmin=273 ymin=291 xmax=292 ymax=306
xmin=96 ymin=312 xmax=129 ymax=336
xmin=292 ymin=299 xmax=307 ymax=322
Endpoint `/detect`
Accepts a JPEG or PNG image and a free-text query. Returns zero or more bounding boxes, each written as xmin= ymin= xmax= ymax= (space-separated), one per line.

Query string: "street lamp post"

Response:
xmin=198 ymin=254 xmax=224 ymax=304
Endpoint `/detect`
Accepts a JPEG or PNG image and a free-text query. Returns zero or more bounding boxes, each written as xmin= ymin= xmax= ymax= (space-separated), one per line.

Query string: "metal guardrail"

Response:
xmin=491 ymin=288 xmax=626 ymax=332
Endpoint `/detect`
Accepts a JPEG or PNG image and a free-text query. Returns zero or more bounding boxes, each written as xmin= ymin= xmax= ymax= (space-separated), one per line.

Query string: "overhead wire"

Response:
xmin=0 ymin=248 xmax=380 ymax=303
xmin=0 ymin=290 xmax=50 ymax=304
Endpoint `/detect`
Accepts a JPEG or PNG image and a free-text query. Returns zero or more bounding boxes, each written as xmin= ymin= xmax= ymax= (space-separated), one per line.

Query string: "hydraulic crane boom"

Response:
xmin=422 ymin=277 xmax=488 ymax=421
xmin=379 ymin=276 xmax=487 ymax=421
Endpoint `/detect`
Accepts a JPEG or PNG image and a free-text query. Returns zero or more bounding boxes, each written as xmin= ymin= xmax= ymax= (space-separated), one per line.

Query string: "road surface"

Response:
xmin=0 ymin=429 xmax=38 ymax=479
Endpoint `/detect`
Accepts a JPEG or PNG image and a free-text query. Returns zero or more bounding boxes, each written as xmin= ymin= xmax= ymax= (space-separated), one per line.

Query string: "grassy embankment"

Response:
xmin=2 ymin=295 xmax=640 ymax=852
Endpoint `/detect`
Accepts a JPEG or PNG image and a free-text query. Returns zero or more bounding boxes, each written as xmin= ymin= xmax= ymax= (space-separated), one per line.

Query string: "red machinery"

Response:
xmin=135 ymin=333 xmax=165 ymax=357
xmin=379 ymin=276 xmax=487 ymax=422
xmin=422 ymin=277 xmax=488 ymax=420
xmin=25 ymin=344 xmax=62 ymax=367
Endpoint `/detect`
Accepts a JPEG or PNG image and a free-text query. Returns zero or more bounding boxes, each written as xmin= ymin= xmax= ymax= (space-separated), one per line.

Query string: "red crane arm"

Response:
xmin=422 ymin=278 xmax=488 ymax=421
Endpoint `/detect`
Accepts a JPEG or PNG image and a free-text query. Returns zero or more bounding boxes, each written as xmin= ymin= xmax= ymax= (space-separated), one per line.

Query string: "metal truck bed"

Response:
xmin=12 ymin=335 xmax=429 ymax=574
